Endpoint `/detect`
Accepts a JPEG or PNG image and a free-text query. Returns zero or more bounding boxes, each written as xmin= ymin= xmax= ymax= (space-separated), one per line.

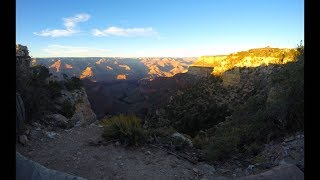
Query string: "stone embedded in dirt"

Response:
xmin=46 ymin=132 xmax=58 ymax=139
xmin=284 ymin=136 xmax=295 ymax=142
xmin=19 ymin=135 xmax=29 ymax=145
xmin=116 ymin=156 xmax=122 ymax=160
xmin=247 ymin=165 xmax=255 ymax=170
xmin=219 ymin=168 xmax=231 ymax=174
xmin=115 ymin=141 xmax=120 ymax=146
xmin=200 ymin=163 xmax=216 ymax=174
xmin=145 ymin=151 xmax=152 ymax=155
xmin=193 ymin=168 xmax=199 ymax=173
xmin=75 ymin=121 xmax=81 ymax=127
xmin=25 ymin=129 xmax=30 ymax=135
xmin=171 ymin=132 xmax=193 ymax=147
xmin=32 ymin=122 xmax=41 ymax=128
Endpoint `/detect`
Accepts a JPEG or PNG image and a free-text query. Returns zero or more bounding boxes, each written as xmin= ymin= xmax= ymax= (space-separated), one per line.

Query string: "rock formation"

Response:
xmin=16 ymin=44 xmax=32 ymax=93
xmin=190 ymin=47 xmax=297 ymax=76
xmin=116 ymin=74 xmax=127 ymax=80
xmin=80 ymin=67 xmax=94 ymax=79
xmin=187 ymin=66 xmax=214 ymax=77
xmin=16 ymin=44 xmax=97 ymax=129
xmin=56 ymin=88 xmax=97 ymax=126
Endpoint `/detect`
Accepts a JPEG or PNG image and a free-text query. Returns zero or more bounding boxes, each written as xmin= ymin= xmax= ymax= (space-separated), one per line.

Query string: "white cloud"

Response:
xmin=34 ymin=13 xmax=90 ymax=37
xmin=63 ymin=13 xmax=90 ymax=29
xmin=92 ymin=26 xmax=157 ymax=37
xmin=34 ymin=29 xmax=78 ymax=37
xmin=42 ymin=45 xmax=111 ymax=57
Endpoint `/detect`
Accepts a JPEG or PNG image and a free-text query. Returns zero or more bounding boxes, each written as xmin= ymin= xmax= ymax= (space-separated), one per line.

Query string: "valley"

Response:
xmin=16 ymin=45 xmax=304 ymax=179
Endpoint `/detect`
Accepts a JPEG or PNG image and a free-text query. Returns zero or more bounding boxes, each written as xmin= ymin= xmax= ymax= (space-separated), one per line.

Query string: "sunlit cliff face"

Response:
xmin=192 ymin=48 xmax=298 ymax=76
xmin=140 ymin=57 xmax=191 ymax=77
xmin=116 ymin=74 xmax=126 ymax=80
xmin=106 ymin=66 xmax=113 ymax=70
xmin=65 ymin=64 xmax=73 ymax=69
xmin=80 ymin=67 xmax=94 ymax=79
xmin=49 ymin=60 xmax=62 ymax=72
xmin=119 ymin=64 xmax=131 ymax=70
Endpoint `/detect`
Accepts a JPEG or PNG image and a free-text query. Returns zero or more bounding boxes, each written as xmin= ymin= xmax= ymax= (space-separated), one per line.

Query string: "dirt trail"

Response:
xmin=16 ymin=125 xmax=226 ymax=180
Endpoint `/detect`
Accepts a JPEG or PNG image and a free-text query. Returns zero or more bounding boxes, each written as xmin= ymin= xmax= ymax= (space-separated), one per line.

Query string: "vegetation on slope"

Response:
xmin=146 ymin=43 xmax=304 ymax=162
xmin=193 ymin=47 xmax=298 ymax=75
xmin=17 ymin=63 xmax=83 ymax=123
xmin=101 ymin=114 xmax=147 ymax=146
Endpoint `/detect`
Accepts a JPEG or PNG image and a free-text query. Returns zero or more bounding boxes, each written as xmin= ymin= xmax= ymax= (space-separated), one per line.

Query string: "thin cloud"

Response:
xmin=42 ymin=45 xmax=111 ymax=57
xmin=63 ymin=13 xmax=90 ymax=29
xmin=34 ymin=13 xmax=90 ymax=37
xmin=34 ymin=29 xmax=77 ymax=37
xmin=92 ymin=26 xmax=157 ymax=37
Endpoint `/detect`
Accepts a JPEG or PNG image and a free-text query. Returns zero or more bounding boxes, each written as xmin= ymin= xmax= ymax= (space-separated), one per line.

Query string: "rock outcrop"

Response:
xmin=191 ymin=47 xmax=297 ymax=76
xmin=16 ymin=44 xmax=97 ymax=130
xmin=58 ymin=88 xmax=97 ymax=126
xmin=187 ymin=66 xmax=214 ymax=77
xmin=16 ymin=44 xmax=32 ymax=93
xmin=80 ymin=67 xmax=94 ymax=79
xmin=116 ymin=74 xmax=127 ymax=80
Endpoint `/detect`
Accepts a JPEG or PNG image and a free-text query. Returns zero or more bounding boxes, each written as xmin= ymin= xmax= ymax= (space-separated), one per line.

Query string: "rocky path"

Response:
xmin=16 ymin=124 xmax=226 ymax=180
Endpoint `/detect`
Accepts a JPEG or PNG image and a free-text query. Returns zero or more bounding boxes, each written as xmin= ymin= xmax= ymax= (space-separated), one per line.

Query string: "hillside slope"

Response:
xmin=191 ymin=47 xmax=297 ymax=75
xmin=146 ymin=45 xmax=304 ymax=172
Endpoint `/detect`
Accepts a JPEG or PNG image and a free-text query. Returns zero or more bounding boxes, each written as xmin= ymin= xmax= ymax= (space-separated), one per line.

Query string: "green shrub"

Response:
xmin=47 ymin=80 xmax=63 ymax=98
xmin=65 ymin=77 xmax=83 ymax=91
xmin=60 ymin=100 xmax=75 ymax=118
xmin=148 ymin=127 xmax=176 ymax=137
xmin=192 ymin=133 xmax=209 ymax=149
xmin=30 ymin=65 xmax=50 ymax=81
xmin=163 ymin=77 xmax=230 ymax=136
xmin=101 ymin=114 xmax=146 ymax=146
xmin=205 ymin=121 xmax=242 ymax=161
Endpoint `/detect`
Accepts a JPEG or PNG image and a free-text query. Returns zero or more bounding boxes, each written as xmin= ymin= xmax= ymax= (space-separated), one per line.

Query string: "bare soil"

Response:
xmin=16 ymin=125 xmax=227 ymax=180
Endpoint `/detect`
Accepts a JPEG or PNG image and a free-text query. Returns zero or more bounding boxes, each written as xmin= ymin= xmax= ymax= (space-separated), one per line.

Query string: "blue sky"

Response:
xmin=16 ymin=0 xmax=304 ymax=57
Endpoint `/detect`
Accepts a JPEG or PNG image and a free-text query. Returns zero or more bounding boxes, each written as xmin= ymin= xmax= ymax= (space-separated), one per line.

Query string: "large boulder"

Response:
xmin=70 ymin=88 xmax=97 ymax=126
xmin=171 ymin=132 xmax=193 ymax=147
xmin=57 ymin=88 xmax=97 ymax=126
xmin=45 ymin=114 xmax=70 ymax=129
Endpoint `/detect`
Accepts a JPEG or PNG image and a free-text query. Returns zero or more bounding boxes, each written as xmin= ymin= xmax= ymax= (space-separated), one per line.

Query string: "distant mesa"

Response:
xmin=188 ymin=47 xmax=298 ymax=76
xmin=106 ymin=66 xmax=113 ymax=70
xmin=65 ymin=64 xmax=73 ymax=69
xmin=49 ymin=60 xmax=62 ymax=72
xmin=117 ymin=74 xmax=126 ymax=80
xmin=80 ymin=67 xmax=94 ymax=79
xmin=119 ymin=64 xmax=131 ymax=70
xmin=95 ymin=58 xmax=107 ymax=64
xmin=31 ymin=57 xmax=196 ymax=82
